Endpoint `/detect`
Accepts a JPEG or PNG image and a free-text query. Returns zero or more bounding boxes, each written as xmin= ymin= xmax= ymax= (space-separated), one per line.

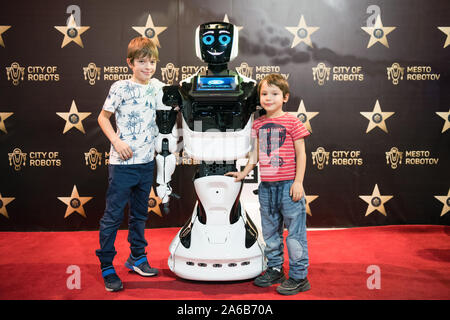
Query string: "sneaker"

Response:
xmin=101 ymin=266 xmax=123 ymax=292
xmin=276 ymin=277 xmax=311 ymax=295
xmin=125 ymin=254 xmax=158 ymax=277
xmin=254 ymin=267 xmax=286 ymax=287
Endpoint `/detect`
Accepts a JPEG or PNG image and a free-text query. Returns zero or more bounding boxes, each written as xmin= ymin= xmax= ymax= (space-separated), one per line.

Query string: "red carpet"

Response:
xmin=0 ymin=225 xmax=448 ymax=300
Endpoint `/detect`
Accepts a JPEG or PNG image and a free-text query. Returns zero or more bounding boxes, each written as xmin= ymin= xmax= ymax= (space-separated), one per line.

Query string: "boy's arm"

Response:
xmin=290 ymin=138 xmax=306 ymax=201
xmin=98 ymin=110 xmax=133 ymax=160
xmin=225 ymin=136 xmax=259 ymax=181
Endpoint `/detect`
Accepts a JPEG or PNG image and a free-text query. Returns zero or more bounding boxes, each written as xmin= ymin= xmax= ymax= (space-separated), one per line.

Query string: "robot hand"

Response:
xmin=163 ymin=85 xmax=182 ymax=109
xmin=155 ymin=109 xmax=180 ymax=214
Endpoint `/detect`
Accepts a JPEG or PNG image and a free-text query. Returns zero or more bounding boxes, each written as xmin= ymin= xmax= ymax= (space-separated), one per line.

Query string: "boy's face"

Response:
xmin=127 ymin=55 xmax=157 ymax=85
xmin=259 ymin=81 xmax=289 ymax=115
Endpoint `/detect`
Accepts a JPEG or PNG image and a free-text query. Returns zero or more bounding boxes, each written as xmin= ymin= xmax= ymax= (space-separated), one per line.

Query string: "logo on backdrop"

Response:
xmin=385 ymin=147 xmax=439 ymax=168
xmin=0 ymin=112 xmax=13 ymax=134
xmin=0 ymin=25 xmax=11 ymax=47
xmin=361 ymin=14 xmax=396 ymax=48
xmin=57 ymin=185 xmax=93 ymax=218
xmin=6 ymin=62 xmax=60 ymax=86
xmin=360 ymin=100 xmax=394 ymax=133
xmin=0 ymin=193 xmax=15 ymax=218
xmin=288 ymin=100 xmax=318 ymax=133
xmin=8 ymin=148 xmax=62 ymax=171
xmin=56 ymin=100 xmax=91 ymax=134
xmin=132 ymin=14 xmax=167 ymax=48
xmin=236 ymin=62 xmax=290 ymax=81
xmin=359 ymin=184 xmax=393 ymax=217
xmin=311 ymin=147 xmax=363 ymax=170
xmin=82 ymin=62 xmax=131 ymax=84
xmin=386 ymin=62 xmax=441 ymax=84
xmin=437 ymin=26 xmax=450 ymax=48
xmin=54 ymin=14 xmax=90 ymax=48
xmin=312 ymin=62 xmax=364 ymax=85
xmin=161 ymin=63 xmax=180 ymax=84
xmin=436 ymin=109 xmax=450 ymax=133
xmin=285 ymin=15 xmax=319 ymax=48
xmin=434 ymin=188 xmax=450 ymax=217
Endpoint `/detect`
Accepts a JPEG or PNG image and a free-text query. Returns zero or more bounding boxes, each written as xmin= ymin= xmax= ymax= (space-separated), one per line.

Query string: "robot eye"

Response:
xmin=202 ymin=35 xmax=215 ymax=45
xmin=218 ymin=35 xmax=231 ymax=45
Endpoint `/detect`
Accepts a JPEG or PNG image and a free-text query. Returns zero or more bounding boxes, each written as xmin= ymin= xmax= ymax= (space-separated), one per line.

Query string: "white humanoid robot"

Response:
xmin=155 ymin=21 xmax=266 ymax=281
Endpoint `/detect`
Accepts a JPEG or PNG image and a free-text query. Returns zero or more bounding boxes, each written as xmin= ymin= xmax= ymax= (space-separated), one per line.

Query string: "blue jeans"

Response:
xmin=258 ymin=180 xmax=309 ymax=280
xmin=95 ymin=161 xmax=154 ymax=265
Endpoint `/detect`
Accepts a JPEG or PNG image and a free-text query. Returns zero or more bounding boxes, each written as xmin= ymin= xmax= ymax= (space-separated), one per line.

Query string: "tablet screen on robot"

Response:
xmin=195 ymin=75 xmax=238 ymax=91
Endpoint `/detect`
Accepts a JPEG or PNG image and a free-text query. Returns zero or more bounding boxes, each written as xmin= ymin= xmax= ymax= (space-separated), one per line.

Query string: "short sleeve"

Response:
xmin=290 ymin=117 xmax=310 ymax=141
xmin=103 ymin=81 xmax=123 ymax=113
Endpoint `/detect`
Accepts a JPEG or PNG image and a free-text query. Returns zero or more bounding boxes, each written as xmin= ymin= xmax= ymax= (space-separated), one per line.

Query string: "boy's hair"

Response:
xmin=257 ymin=73 xmax=290 ymax=98
xmin=127 ymin=37 xmax=159 ymax=64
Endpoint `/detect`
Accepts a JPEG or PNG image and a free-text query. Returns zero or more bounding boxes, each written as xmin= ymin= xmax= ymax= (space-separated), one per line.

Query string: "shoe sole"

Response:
xmin=105 ymin=284 xmax=123 ymax=292
xmin=276 ymin=282 xmax=311 ymax=295
xmin=254 ymin=275 xmax=286 ymax=288
xmin=125 ymin=262 xmax=158 ymax=277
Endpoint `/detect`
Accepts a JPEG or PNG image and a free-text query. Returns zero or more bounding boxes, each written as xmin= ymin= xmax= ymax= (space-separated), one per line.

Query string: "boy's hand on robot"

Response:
xmin=224 ymin=171 xmax=246 ymax=182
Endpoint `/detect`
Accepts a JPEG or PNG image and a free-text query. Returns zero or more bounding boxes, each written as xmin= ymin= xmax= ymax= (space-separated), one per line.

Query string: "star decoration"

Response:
xmin=434 ymin=188 xmax=450 ymax=217
xmin=0 ymin=25 xmax=11 ymax=47
xmin=436 ymin=109 xmax=450 ymax=133
xmin=0 ymin=112 xmax=13 ymax=134
xmin=223 ymin=14 xmax=243 ymax=33
xmin=437 ymin=27 xmax=450 ymax=48
xmin=56 ymin=100 xmax=91 ymax=134
xmin=361 ymin=15 xmax=396 ymax=48
xmin=359 ymin=184 xmax=393 ymax=217
xmin=148 ymin=187 xmax=163 ymax=217
xmin=360 ymin=100 xmax=394 ymax=133
xmin=0 ymin=193 xmax=15 ymax=218
xmin=54 ymin=14 xmax=90 ymax=48
xmin=288 ymin=100 xmax=318 ymax=133
xmin=305 ymin=194 xmax=318 ymax=216
xmin=57 ymin=185 xmax=93 ymax=218
xmin=132 ymin=14 xmax=167 ymax=48
xmin=285 ymin=15 xmax=319 ymax=48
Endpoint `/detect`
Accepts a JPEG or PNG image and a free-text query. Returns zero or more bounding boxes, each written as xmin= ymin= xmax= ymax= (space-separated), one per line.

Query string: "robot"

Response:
xmin=155 ymin=21 xmax=266 ymax=281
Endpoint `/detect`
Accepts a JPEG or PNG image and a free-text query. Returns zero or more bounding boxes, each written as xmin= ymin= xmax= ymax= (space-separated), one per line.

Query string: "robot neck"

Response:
xmin=207 ymin=63 xmax=228 ymax=75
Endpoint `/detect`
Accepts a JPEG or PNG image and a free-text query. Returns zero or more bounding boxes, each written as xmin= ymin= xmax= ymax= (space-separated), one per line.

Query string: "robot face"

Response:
xmin=196 ymin=22 xmax=238 ymax=64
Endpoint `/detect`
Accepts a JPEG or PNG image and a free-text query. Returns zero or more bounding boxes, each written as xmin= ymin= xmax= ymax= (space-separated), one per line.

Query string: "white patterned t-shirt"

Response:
xmin=102 ymin=78 xmax=164 ymax=165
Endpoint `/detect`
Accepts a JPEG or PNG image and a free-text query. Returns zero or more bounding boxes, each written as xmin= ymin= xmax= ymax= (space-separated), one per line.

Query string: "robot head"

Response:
xmin=195 ymin=22 xmax=238 ymax=65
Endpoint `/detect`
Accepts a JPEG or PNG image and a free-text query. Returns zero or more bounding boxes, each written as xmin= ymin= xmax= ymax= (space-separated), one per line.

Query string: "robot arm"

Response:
xmin=155 ymin=86 xmax=182 ymax=214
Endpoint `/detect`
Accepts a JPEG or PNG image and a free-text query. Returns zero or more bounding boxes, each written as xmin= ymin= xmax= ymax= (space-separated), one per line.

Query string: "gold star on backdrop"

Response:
xmin=305 ymin=194 xmax=318 ymax=216
xmin=57 ymin=185 xmax=93 ymax=218
xmin=54 ymin=14 xmax=90 ymax=48
xmin=361 ymin=15 xmax=396 ymax=48
xmin=132 ymin=14 xmax=167 ymax=48
xmin=0 ymin=193 xmax=15 ymax=218
xmin=56 ymin=100 xmax=91 ymax=134
xmin=437 ymin=27 xmax=450 ymax=48
xmin=285 ymin=15 xmax=319 ymax=48
xmin=434 ymin=188 xmax=450 ymax=217
xmin=148 ymin=187 xmax=162 ymax=217
xmin=288 ymin=100 xmax=318 ymax=133
xmin=0 ymin=25 xmax=11 ymax=47
xmin=436 ymin=109 xmax=450 ymax=133
xmin=0 ymin=112 xmax=13 ymax=134
xmin=359 ymin=184 xmax=393 ymax=217
xmin=223 ymin=14 xmax=243 ymax=33
xmin=360 ymin=100 xmax=394 ymax=133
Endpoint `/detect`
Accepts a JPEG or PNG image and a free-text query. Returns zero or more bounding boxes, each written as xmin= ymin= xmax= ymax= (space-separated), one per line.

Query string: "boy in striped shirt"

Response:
xmin=226 ymin=73 xmax=310 ymax=295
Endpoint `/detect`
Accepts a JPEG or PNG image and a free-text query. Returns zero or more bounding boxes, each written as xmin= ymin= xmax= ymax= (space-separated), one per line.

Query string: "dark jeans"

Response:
xmin=95 ymin=161 xmax=154 ymax=265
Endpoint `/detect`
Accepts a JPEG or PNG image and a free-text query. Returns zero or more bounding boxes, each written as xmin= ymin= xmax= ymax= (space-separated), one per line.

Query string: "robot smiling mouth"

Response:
xmin=207 ymin=50 xmax=224 ymax=56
